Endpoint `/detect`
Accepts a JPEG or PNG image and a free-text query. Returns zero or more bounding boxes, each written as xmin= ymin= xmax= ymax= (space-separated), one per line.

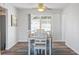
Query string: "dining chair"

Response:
xmin=33 ymin=30 xmax=47 ymax=55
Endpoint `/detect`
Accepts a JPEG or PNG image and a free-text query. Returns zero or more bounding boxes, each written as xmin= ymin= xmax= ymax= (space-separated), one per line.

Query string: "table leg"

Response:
xmin=49 ymin=38 xmax=51 ymax=55
xmin=28 ymin=39 xmax=30 ymax=55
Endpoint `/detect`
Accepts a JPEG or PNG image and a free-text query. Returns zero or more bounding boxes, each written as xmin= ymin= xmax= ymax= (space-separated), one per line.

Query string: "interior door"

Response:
xmin=0 ymin=15 xmax=6 ymax=50
xmin=0 ymin=15 xmax=1 ymax=50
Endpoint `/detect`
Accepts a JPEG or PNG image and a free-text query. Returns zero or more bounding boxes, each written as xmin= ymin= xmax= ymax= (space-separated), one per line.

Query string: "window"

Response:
xmin=31 ymin=15 xmax=52 ymax=33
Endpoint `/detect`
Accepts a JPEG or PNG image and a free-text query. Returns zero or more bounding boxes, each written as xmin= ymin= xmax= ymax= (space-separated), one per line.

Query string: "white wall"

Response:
xmin=17 ymin=9 xmax=62 ymax=42
xmin=16 ymin=10 xmax=28 ymax=42
xmin=53 ymin=13 xmax=63 ymax=42
xmin=0 ymin=3 xmax=17 ymax=50
xmin=62 ymin=4 xmax=79 ymax=54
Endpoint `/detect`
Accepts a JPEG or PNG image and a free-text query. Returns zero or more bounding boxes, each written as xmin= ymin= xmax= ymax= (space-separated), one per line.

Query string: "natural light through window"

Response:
xmin=31 ymin=15 xmax=52 ymax=33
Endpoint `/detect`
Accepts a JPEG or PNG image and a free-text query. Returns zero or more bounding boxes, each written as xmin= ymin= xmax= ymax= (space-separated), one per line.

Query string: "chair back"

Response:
xmin=34 ymin=29 xmax=47 ymax=48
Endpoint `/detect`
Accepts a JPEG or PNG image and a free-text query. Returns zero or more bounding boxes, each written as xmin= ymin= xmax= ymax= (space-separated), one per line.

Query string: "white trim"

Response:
xmin=6 ymin=41 xmax=17 ymax=50
xmin=18 ymin=40 xmax=28 ymax=42
xmin=66 ymin=43 xmax=79 ymax=54
xmin=53 ymin=40 xmax=65 ymax=42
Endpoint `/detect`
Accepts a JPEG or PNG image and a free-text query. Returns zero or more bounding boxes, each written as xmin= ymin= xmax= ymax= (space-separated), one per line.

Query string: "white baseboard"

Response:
xmin=66 ymin=43 xmax=79 ymax=54
xmin=18 ymin=40 xmax=28 ymax=42
xmin=53 ymin=40 xmax=65 ymax=42
xmin=6 ymin=41 xmax=17 ymax=50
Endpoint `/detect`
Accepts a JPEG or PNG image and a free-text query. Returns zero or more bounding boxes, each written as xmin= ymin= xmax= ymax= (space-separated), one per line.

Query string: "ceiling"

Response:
xmin=11 ymin=3 xmax=69 ymax=9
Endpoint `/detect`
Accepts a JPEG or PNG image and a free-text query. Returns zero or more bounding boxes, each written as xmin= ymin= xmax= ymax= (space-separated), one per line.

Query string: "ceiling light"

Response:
xmin=37 ymin=3 xmax=46 ymax=12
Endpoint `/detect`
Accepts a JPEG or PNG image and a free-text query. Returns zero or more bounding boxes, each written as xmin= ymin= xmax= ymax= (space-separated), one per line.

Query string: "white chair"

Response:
xmin=33 ymin=30 xmax=47 ymax=55
xmin=34 ymin=38 xmax=47 ymax=55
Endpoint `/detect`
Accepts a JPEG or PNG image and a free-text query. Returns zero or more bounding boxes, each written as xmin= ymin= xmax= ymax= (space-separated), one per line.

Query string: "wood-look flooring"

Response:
xmin=1 ymin=42 xmax=77 ymax=55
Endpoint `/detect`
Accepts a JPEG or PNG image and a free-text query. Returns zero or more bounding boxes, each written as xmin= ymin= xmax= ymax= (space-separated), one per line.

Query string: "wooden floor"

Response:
xmin=1 ymin=42 xmax=77 ymax=55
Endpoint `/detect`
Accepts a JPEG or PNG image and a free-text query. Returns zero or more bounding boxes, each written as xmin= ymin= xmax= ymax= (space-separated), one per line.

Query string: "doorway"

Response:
xmin=0 ymin=7 xmax=6 ymax=51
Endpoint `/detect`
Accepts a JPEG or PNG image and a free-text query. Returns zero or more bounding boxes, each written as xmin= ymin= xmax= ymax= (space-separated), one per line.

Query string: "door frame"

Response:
xmin=0 ymin=6 xmax=8 ymax=50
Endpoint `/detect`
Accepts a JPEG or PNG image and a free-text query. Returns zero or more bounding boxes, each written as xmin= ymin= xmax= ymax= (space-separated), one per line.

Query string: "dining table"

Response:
xmin=28 ymin=34 xmax=52 ymax=55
